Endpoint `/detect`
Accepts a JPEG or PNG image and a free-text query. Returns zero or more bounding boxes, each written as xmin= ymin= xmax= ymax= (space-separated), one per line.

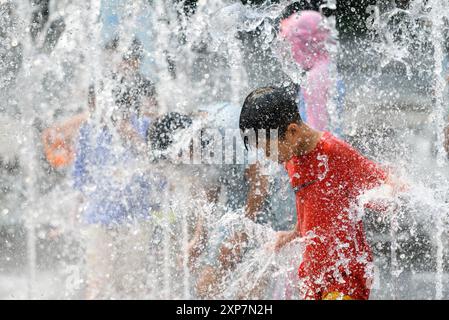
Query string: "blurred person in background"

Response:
xmin=191 ymin=103 xmax=297 ymax=299
xmin=41 ymin=37 xmax=157 ymax=169
xmin=112 ymin=37 xmax=159 ymax=154
xmin=147 ymin=111 xmax=217 ymax=298
xmin=73 ymin=77 xmax=155 ymax=299
xmin=41 ymin=85 xmax=95 ymax=169
xmin=280 ymin=10 xmax=345 ymax=136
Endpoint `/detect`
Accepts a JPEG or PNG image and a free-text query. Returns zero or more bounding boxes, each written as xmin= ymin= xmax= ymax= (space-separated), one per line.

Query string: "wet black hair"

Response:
xmin=88 ymin=84 xmax=95 ymax=111
xmin=104 ymin=36 xmax=119 ymax=52
xmin=148 ymin=112 xmax=193 ymax=151
xmin=140 ymin=79 xmax=157 ymax=98
xmin=239 ymin=85 xmax=301 ymax=150
xmin=123 ymin=38 xmax=144 ymax=63
xmin=114 ymin=77 xmax=157 ymax=119
xmin=280 ymin=1 xmax=320 ymax=20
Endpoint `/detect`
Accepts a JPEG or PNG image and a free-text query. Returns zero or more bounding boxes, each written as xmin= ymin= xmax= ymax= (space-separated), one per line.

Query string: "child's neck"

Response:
xmin=295 ymin=127 xmax=324 ymax=156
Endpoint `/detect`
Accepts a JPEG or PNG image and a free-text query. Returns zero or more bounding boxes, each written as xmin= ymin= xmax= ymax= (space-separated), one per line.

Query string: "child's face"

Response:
xmin=254 ymin=136 xmax=292 ymax=164
xmin=277 ymin=137 xmax=295 ymax=164
xmin=277 ymin=123 xmax=307 ymax=163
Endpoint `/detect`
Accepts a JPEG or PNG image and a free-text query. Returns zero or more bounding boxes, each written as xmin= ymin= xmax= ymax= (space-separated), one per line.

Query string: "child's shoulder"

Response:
xmin=322 ymin=133 xmax=359 ymax=158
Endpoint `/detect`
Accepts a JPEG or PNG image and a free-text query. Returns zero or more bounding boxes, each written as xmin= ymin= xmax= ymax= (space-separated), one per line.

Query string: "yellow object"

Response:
xmin=322 ymin=292 xmax=353 ymax=300
xmin=152 ymin=211 xmax=177 ymax=224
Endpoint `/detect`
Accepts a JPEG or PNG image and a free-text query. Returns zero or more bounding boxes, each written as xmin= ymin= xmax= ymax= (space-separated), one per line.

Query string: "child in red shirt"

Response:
xmin=239 ymin=86 xmax=396 ymax=300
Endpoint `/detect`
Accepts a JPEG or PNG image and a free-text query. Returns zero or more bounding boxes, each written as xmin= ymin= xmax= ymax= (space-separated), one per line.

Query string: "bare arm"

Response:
xmin=187 ymin=214 xmax=208 ymax=265
xmin=245 ymin=162 xmax=270 ymax=221
xmin=273 ymin=222 xmax=301 ymax=252
xmin=117 ymin=119 xmax=148 ymax=155
xmin=245 ymin=161 xmax=301 ymax=251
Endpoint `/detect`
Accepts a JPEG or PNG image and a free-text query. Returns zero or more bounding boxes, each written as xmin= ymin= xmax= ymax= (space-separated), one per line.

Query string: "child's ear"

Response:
xmin=286 ymin=123 xmax=298 ymax=138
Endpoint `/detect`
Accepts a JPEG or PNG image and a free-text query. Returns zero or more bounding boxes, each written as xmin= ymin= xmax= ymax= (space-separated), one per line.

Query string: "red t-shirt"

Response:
xmin=285 ymin=132 xmax=387 ymax=300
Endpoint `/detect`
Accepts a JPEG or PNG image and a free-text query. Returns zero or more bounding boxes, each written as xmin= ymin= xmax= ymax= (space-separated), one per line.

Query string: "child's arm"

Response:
xmin=344 ymin=143 xmax=408 ymax=211
xmin=245 ymin=162 xmax=269 ymax=220
xmin=273 ymin=222 xmax=301 ymax=252
xmin=187 ymin=214 xmax=207 ymax=266
xmin=117 ymin=119 xmax=148 ymax=155
xmin=384 ymin=173 xmax=408 ymax=195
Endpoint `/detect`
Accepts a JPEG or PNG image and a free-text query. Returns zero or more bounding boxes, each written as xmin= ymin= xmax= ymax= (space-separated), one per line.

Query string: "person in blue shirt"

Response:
xmin=74 ymin=77 xmax=156 ymax=299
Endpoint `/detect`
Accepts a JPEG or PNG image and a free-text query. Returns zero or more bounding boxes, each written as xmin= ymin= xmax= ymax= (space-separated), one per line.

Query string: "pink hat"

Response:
xmin=280 ymin=11 xmax=330 ymax=70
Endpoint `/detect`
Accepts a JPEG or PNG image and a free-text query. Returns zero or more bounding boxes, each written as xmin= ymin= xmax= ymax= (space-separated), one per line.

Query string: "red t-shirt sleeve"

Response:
xmin=336 ymin=140 xmax=390 ymax=212
xmin=337 ymin=140 xmax=388 ymax=192
xmin=351 ymin=153 xmax=387 ymax=191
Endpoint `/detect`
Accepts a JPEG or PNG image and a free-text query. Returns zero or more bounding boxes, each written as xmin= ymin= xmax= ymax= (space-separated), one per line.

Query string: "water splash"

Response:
xmin=1 ymin=0 xmax=449 ymax=300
